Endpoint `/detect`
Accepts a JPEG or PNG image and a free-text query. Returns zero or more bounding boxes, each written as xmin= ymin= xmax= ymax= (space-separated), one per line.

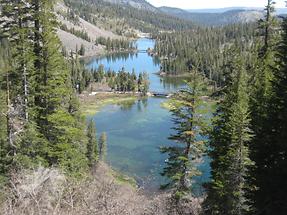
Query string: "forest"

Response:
xmin=154 ymin=23 xmax=257 ymax=87
xmin=0 ymin=0 xmax=287 ymax=215
xmin=63 ymin=0 xmax=195 ymax=34
xmin=95 ymin=37 xmax=136 ymax=51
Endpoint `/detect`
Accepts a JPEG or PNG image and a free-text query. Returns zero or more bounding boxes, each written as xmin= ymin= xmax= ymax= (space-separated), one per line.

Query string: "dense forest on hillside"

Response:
xmin=0 ymin=0 xmax=287 ymax=215
xmin=95 ymin=37 xmax=136 ymax=51
xmin=154 ymin=23 xmax=257 ymax=87
xmin=63 ymin=0 xmax=195 ymax=34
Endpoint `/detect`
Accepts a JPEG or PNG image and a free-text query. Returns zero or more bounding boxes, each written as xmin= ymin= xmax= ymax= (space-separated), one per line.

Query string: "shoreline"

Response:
xmin=80 ymin=36 xmax=155 ymax=61
xmin=154 ymin=71 xmax=192 ymax=78
xmin=79 ymin=92 xmax=141 ymax=116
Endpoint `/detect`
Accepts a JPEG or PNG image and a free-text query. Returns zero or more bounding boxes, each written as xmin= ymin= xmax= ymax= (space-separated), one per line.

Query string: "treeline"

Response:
xmin=63 ymin=51 xmax=150 ymax=95
xmin=154 ymin=22 xmax=257 ymax=87
xmin=63 ymin=0 xmax=195 ymax=34
xmin=95 ymin=37 xmax=136 ymax=51
xmin=0 ymin=0 xmax=103 ymax=183
xmin=91 ymin=66 xmax=149 ymax=95
xmin=60 ymin=24 xmax=91 ymax=42
xmin=161 ymin=1 xmax=287 ymax=215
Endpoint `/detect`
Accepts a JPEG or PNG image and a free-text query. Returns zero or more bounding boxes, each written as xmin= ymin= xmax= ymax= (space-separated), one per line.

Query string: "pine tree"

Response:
xmin=86 ymin=119 xmax=98 ymax=168
xmin=261 ymin=0 xmax=277 ymax=53
xmin=79 ymin=44 xmax=85 ymax=56
xmin=161 ymin=70 xmax=208 ymax=199
xmin=137 ymin=72 xmax=149 ymax=95
xmin=98 ymin=132 xmax=107 ymax=161
xmin=0 ymin=40 xmax=11 ymax=183
xmin=30 ymin=0 xmax=88 ymax=175
xmin=249 ymin=1 xmax=280 ymax=212
xmin=204 ymin=55 xmax=254 ymax=215
xmin=0 ymin=0 xmax=88 ymax=177
xmin=0 ymin=0 xmax=45 ymax=168
xmin=252 ymin=17 xmax=287 ymax=215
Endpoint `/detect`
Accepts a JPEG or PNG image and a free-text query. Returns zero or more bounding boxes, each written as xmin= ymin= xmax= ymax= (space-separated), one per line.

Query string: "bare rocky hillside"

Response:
xmin=55 ymin=1 xmax=121 ymax=57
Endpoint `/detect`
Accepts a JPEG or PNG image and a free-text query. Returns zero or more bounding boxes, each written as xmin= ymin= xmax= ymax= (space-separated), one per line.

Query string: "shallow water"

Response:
xmin=86 ymin=38 xmax=210 ymax=194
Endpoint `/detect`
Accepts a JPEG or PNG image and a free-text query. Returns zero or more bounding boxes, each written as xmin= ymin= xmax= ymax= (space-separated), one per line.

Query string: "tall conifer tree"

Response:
xmin=204 ymin=55 xmax=254 ymax=215
xmin=161 ymin=70 xmax=208 ymax=199
xmin=29 ymin=0 xmax=88 ymax=174
xmin=86 ymin=119 xmax=98 ymax=167
xmin=253 ymin=17 xmax=287 ymax=215
xmin=99 ymin=132 xmax=107 ymax=161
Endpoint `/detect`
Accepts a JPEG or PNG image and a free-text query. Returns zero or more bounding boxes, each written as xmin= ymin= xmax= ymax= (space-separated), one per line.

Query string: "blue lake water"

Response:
xmin=86 ymin=38 xmax=186 ymax=93
xmin=86 ymin=38 xmax=210 ymax=194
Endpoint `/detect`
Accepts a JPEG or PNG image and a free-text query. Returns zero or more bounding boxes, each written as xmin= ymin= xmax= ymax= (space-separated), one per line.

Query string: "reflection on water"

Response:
xmin=159 ymin=76 xmax=191 ymax=92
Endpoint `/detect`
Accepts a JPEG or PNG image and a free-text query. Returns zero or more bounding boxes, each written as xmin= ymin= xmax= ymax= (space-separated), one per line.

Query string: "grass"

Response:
xmin=107 ymin=167 xmax=137 ymax=188
xmin=80 ymin=93 xmax=138 ymax=116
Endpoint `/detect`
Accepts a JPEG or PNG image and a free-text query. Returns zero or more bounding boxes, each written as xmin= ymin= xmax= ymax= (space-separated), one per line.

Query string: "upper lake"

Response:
xmin=86 ymin=38 xmax=186 ymax=93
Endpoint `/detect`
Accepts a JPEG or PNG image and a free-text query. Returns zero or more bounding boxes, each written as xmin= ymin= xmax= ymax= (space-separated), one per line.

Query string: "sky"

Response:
xmin=146 ymin=0 xmax=287 ymax=9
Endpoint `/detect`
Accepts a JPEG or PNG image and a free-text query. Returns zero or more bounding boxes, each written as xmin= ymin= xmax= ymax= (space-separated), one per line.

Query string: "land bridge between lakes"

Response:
xmin=88 ymin=91 xmax=173 ymax=98
xmin=148 ymin=91 xmax=173 ymax=98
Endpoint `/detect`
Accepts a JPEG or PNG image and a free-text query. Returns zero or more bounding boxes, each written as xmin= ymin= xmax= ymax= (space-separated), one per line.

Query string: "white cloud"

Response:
xmin=146 ymin=0 xmax=286 ymax=9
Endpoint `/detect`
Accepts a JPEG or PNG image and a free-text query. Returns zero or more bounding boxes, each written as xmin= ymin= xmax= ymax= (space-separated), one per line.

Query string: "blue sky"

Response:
xmin=146 ymin=0 xmax=286 ymax=9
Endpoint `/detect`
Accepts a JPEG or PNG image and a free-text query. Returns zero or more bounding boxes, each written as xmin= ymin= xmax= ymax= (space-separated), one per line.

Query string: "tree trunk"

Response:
xmin=6 ymin=69 xmax=16 ymax=156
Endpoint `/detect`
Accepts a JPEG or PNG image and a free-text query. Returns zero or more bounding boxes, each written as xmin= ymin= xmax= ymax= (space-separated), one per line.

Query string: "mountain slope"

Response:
xmin=55 ymin=1 xmax=121 ymax=56
xmin=63 ymin=0 xmax=195 ymax=33
xmin=55 ymin=0 xmax=195 ymax=56
xmin=102 ymin=0 xmax=158 ymax=12
xmin=159 ymin=7 xmax=264 ymax=26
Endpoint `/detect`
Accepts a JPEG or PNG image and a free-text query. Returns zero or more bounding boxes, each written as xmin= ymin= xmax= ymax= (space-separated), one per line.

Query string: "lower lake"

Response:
xmin=86 ymin=38 xmax=211 ymax=194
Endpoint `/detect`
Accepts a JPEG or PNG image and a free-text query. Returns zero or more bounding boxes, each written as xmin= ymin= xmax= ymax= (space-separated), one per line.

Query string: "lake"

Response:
xmin=86 ymin=38 xmax=186 ymax=93
xmin=86 ymin=38 xmax=210 ymax=194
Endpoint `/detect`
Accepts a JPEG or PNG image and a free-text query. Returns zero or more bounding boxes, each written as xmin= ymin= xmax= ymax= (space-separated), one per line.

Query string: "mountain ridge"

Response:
xmin=186 ymin=7 xmax=287 ymax=14
xmin=101 ymin=0 xmax=158 ymax=12
xmin=159 ymin=6 xmax=264 ymax=26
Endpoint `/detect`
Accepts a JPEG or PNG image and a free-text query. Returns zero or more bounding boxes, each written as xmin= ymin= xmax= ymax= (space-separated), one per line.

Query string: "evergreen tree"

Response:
xmin=252 ymin=17 xmax=287 ymax=215
xmin=249 ymin=1 xmax=279 ymax=212
xmin=79 ymin=44 xmax=85 ymax=56
xmin=261 ymin=0 xmax=277 ymax=53
xmin=137 ymin=72 xmax=149 ymax=95
xmin=86 ymin=119 xmax=98 ymax=167
xmin=30 ymin=0 xmax=88 ymax=175
xmin=0 ymin=0 xmax=46 ymax=168
xmin=0 ymin=40 xmax=11 ymax=183
xmin=98 ymin=132 xmax=107 ymax=161
xmin=204 ymin=55 xmax=254 ymax=215
xmin=0 ymin=0 xmax=89 ymax=178
xmin=161 ymin=70 xmax=208 ymax=199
